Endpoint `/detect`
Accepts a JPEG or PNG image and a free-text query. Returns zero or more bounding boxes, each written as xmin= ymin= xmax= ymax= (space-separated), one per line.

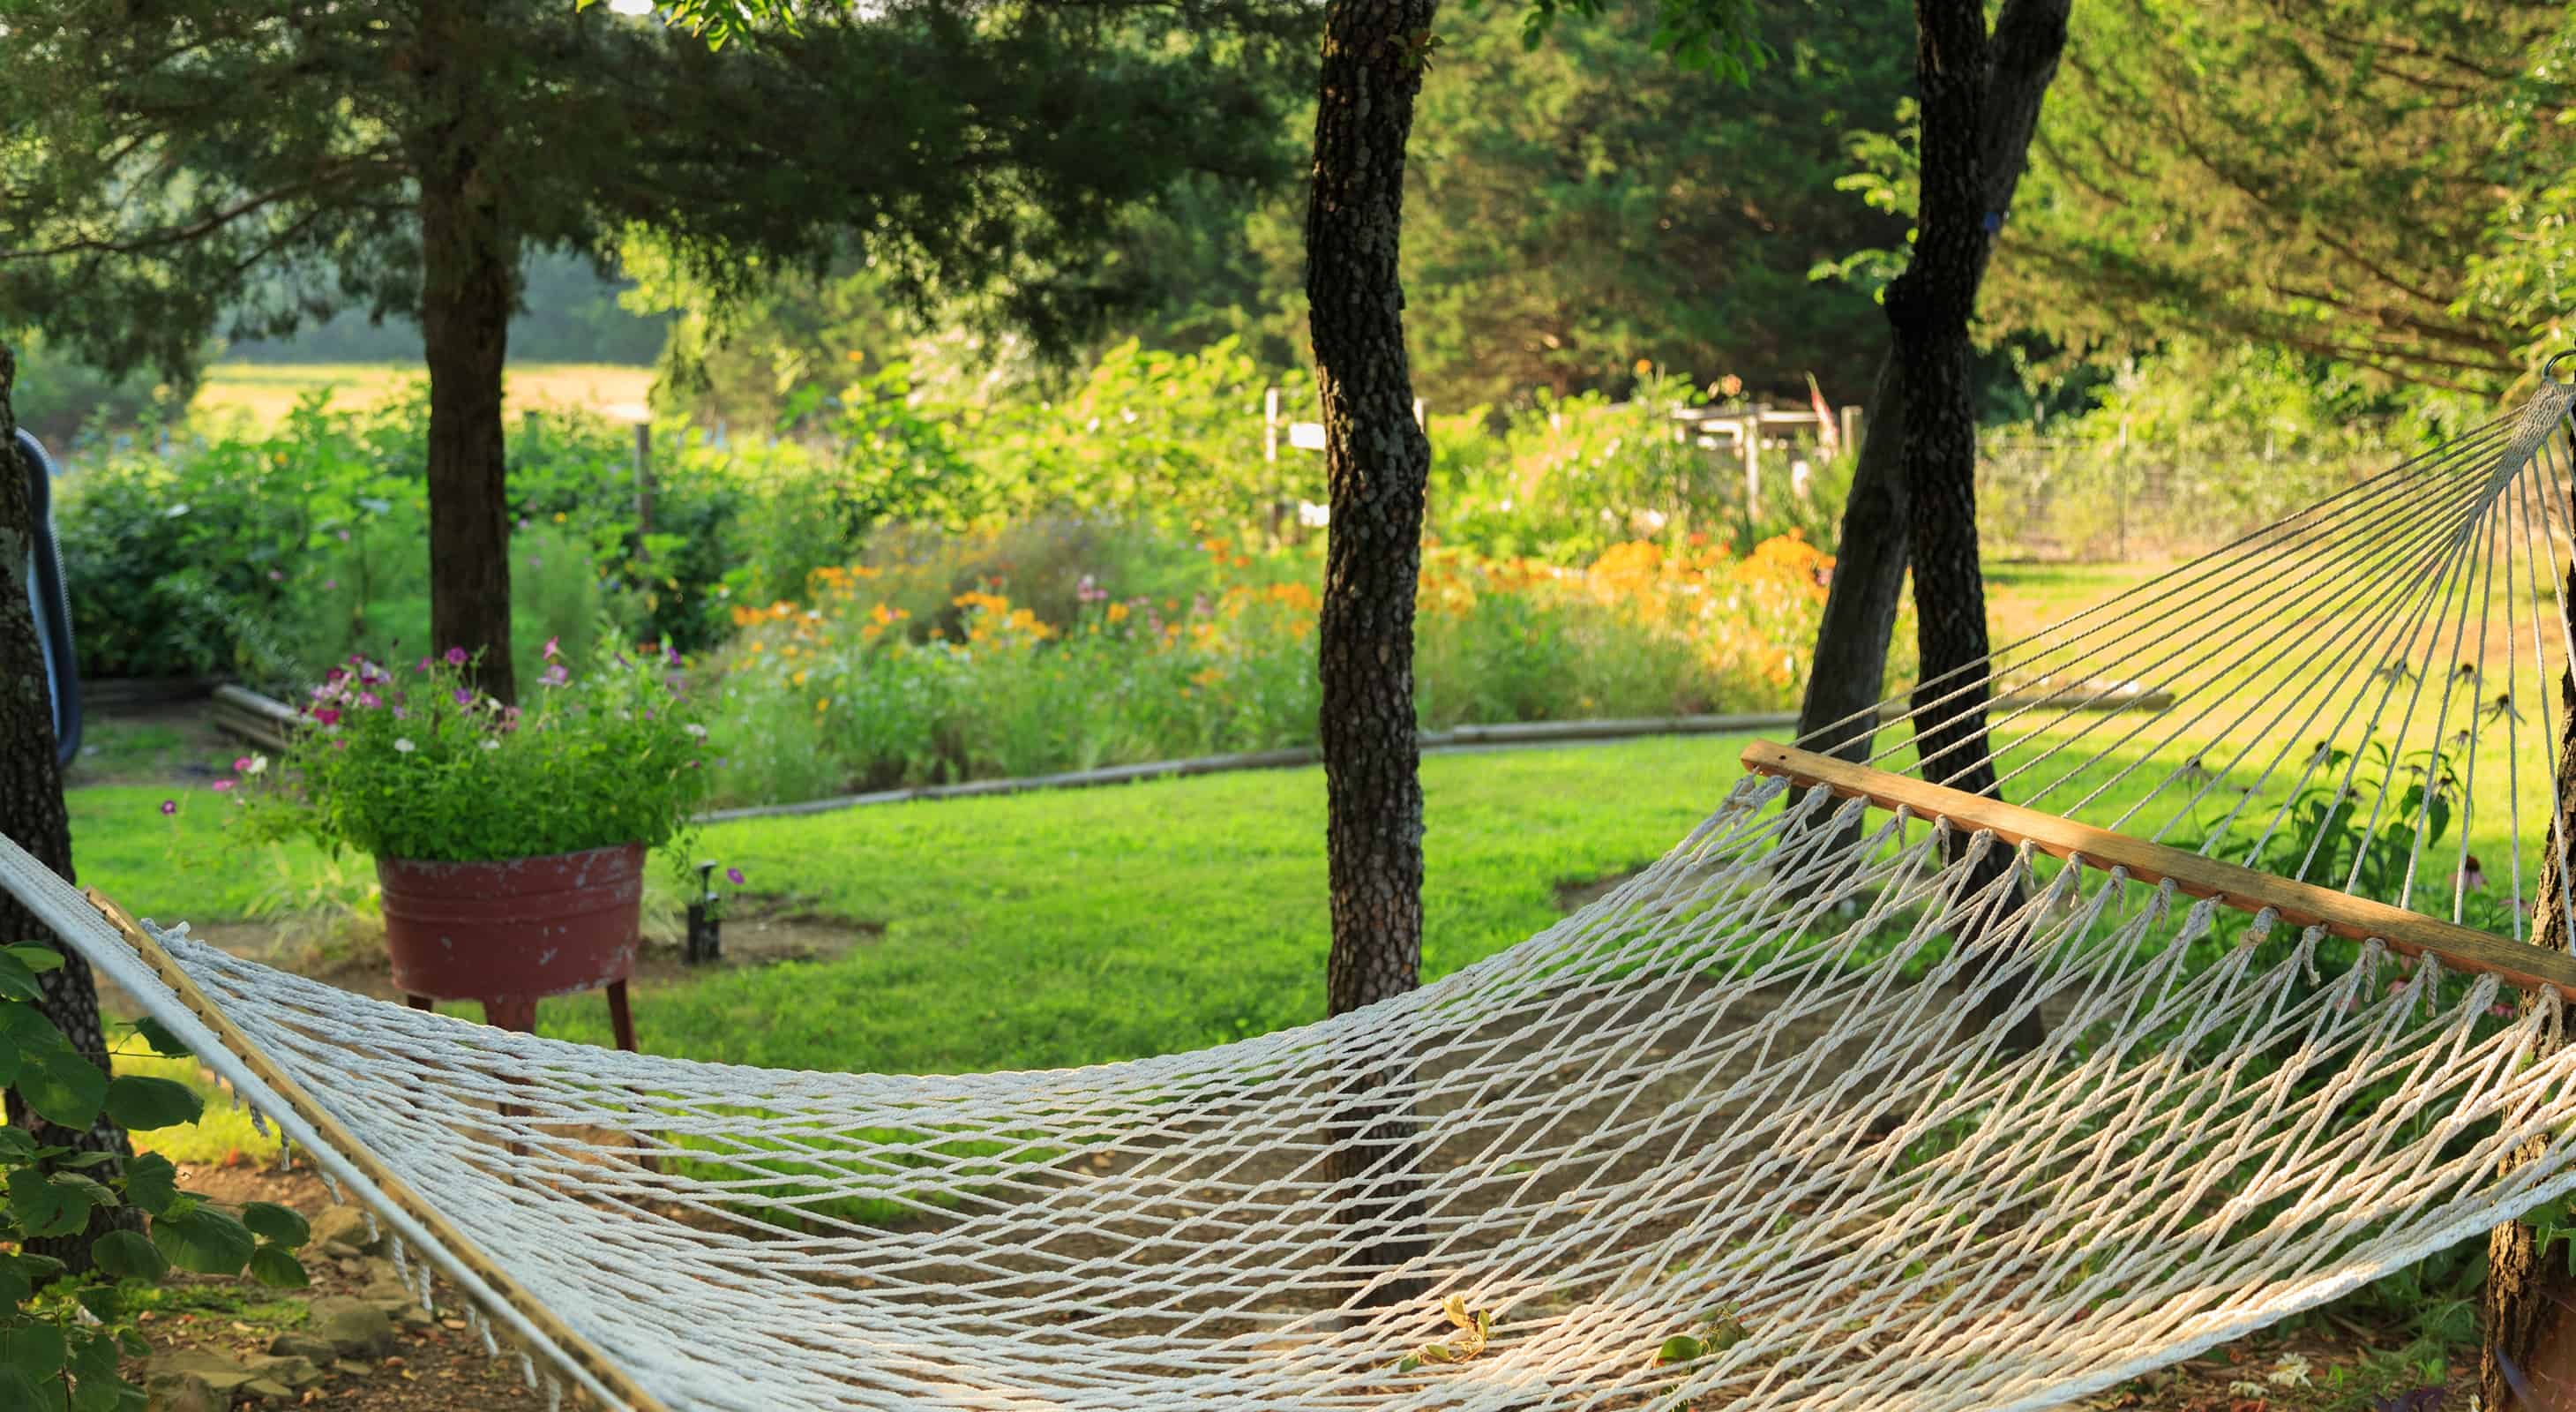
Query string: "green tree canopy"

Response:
xmin=1985 ymin=0 xmax=2576 ymax=394
xmin=0 ymin=0 xmax=1304 ymax=696
xmin=1397 ymin=0 xmax=1911 ymax=409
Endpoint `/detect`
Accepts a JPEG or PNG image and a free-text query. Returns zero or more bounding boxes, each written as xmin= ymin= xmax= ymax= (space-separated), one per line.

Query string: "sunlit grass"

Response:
xmin=191 ymin=361 xmax=656 ymax=429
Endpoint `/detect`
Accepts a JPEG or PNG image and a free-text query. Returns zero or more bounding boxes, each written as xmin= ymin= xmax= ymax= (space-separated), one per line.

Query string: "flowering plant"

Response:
xmin=237 ymin=635 xmax=715 ymax=865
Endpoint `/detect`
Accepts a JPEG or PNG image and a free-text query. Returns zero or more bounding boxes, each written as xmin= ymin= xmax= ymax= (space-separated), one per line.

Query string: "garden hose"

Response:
xmin=16 ymin=428 xmax=81 ymax=768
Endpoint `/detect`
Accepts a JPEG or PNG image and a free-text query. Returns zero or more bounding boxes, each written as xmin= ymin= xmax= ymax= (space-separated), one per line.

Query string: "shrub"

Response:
xmin=1 ymin=961 xmax=311 ymax=1410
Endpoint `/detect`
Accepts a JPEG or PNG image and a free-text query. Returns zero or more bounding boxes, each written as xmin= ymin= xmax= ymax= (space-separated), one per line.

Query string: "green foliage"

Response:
xmin=1985 ymin=0 xmax=2573 ymax=394
xmin=55 ymin=394 xmax=704 ymax=681
xmin=227 ymin=251 xmax=671 ymax=368
xmin=235 ymin=636 xmax=714 ymax=865
xmin=1404 ymin=0 xmax=1907 ymax=411
xmin=0 ymin=955 xmax=310 ymax=1409
xmin=706 ymin=522 xmax=1823 ymax=804
xmin=0 ymin=0 xmax=1312 ymax=384
xmin=1 ymin=331 xmax=198 ymax=449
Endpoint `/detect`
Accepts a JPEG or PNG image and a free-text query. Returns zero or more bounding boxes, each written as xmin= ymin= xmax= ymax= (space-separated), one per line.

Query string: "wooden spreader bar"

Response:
xmin=1742 ymin=740 xmax=2576 ymax=1006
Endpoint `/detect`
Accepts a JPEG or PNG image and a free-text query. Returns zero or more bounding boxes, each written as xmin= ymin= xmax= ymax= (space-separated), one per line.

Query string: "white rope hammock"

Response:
xmin=10 ymin=379 xmax=2576 ymax=1411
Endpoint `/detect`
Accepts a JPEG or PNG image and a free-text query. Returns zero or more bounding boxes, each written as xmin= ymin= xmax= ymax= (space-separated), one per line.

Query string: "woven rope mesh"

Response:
xmin=6 ymin=380 xmax=2576 ymax=1410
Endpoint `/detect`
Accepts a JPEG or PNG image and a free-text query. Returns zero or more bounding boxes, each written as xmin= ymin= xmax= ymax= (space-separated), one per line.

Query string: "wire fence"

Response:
xmin=1976 ymin=437 xmax=2361 ymax=562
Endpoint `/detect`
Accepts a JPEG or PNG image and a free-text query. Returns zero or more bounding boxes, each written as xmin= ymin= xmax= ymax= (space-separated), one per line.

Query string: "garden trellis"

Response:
xmin=8 ymin=377 xmax=2576 ymax=1409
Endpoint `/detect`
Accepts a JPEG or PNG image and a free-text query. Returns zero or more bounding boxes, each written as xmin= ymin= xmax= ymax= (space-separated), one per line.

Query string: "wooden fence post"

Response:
xmin=632 ymin=422 xmax=654 ymax=562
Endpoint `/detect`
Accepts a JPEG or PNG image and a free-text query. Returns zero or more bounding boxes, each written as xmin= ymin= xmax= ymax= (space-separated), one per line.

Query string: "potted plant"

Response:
xmin=238 ymin=635 xmax=713 ymax=1044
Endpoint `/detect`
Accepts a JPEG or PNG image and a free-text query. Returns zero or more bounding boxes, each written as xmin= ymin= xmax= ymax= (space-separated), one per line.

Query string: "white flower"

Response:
xmin=2267 ymin=1354 xmax=2312 ymax=1389
xmin=244 ymin=755 xmax=269 ymax=776
xmin=683 ymin=723 xmax=708 ymax=739
xmin=393 ymin=738 xmax=416 ymax=754
xmin=482 ymin=739 xmax=500 ymax=751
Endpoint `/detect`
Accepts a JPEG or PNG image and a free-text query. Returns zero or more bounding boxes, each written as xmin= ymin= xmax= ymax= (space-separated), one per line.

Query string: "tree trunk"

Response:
xmin=1796 ymin=0 xmax=2072 ymax=761
xmin=1307 ymin=0 xmax=1439 ymax=1303
xmin=417 ymin=0 xmax=518 ymax=704
xmin=0 ymin=345 xmax=139 ymax=1273
xmin=1883 ymin=0 xmax=2067 ymax=1054
xmin=1797 ymin=349 xmax=1910 ymax=762
xmin=2482 ymin=562 xmax=2576 ymax=1411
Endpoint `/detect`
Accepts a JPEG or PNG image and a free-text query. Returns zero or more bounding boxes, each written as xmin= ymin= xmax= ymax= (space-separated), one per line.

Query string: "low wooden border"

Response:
xmin=1741 ymin=740 xmax=2576 ymax=1004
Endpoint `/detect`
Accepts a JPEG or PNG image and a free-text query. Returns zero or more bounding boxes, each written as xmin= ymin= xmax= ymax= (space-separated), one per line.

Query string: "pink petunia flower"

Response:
xmin=543 ymin=635 xmax=560 ymax=661
xmin=445 ymin=647 xmax=469 ymax=666
xmin=541 ymin=664 xmax=570 ymax=687
xmin=416 ymin=657 xmax=433 ymax=673
xmin=159 ymin=800 xmax=178 ymax=816
xmin=453 ymin=688 xmax=475 ymax=706
xmin=726 ymin=867 xmax=745 ymax=885
xmin=314 ymin=708 xmax=341 ymax=726
xmin=210 ymin=780 xmax=234 ymax=793
xmin=325 ymin=666 xmax=348 ymax=683
xmin=357 ymin=692 xmax=381 ymax=709
xmin=234 ymin=756 xmax=254 ymax=773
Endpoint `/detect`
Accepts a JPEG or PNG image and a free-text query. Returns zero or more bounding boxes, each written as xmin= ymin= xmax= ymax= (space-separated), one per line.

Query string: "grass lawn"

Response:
xmin=191 ymin=361 xmax=656 ymax=428
xmin=81 ymin=738 xmax=1750 ymax=1075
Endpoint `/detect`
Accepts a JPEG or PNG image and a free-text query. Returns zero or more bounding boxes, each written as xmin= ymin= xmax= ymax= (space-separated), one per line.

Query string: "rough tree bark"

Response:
xmin=416 ymin=0 xmax=519 ymax=704
xmin=2482 ymin=556 xmax=2576 ymax=1411
xmin=1795 ymin=0 xmax=2072 ymax=763
xmin=1307 ymin=0 xmax=1440 ymax=1303
xmin=1880 ymin=0 xmax=2069 ymax=1053
xmin=0 ymin=346 xmax=140 ymax=1272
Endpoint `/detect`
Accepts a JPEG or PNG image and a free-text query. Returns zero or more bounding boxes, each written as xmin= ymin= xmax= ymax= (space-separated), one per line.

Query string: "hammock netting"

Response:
xmin=8 ymin=380 xmax=2576 ymax=1411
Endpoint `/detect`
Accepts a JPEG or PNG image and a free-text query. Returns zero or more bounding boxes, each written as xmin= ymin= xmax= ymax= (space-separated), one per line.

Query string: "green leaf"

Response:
xmin=2 ymin=1321 xmax=68 ymax=1378
xmin=1395 ymin=1355 xmax=1422 ymax=1373
xmin=244 ymin=1244 xmax=310 ymax=1290
xmin=9 ymin=1168 xmax=97 ymax=1238
xmin=0 ymin=1127 xmax=35 ymax=1165
xmin=65 ymin=1332 xmax=128 ymax=1412
xmin=1656 ymin=1334 xmax=1704 ymax=1365
xmin=6 ymin=1012 xmax=108 ymax=1130
xmin=53 ymin=1152 xmax=115 ymax=1170
xmin=71 ymin=1283 xmax=122 ymax=1324
xmin=90 ymin=1230 xmax=168 ymax=1281
xmin=150 ymin=1206 xmax=255 ymax=1276
xmin=241 ymin=1202 xmax=309 ymax=1249
xmin=102 ymin=1076 xmax=200 ymax=1132
xmin=5 ymin=943 xmax=64 ymax=974
xmin=120 ymin=1155 xmax=176 ymax=1217
xmin=0 ymin=949 xmax=43 ymax=1002
xmin=0 ymin=1366 xmax=51 ymax=1412
xmin=130 ymin=1017 xmax=190 ymax=1058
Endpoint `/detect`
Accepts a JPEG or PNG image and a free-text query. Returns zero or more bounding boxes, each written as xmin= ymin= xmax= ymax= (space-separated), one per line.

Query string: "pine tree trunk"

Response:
xmin=1796 ymin=0 xmax=2071 ymax=762
xmin=417 ymin=0 xmax=518 ymax=704
xmin=1307 ymin=0 xmax=1438 ymax=1302
xmin=0 ymin=346 xmax=140 ymax=1273
xmin=2482 ymin=562 xmax=2576 ymax=1410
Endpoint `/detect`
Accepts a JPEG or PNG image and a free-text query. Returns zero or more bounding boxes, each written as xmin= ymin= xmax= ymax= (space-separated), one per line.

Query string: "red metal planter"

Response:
xmin=377 ymin=842 xmax=645 ymax=1049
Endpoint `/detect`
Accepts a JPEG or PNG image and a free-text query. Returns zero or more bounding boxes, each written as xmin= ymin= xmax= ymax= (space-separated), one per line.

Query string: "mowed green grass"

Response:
xmin=77 ymin=740 xmax=1749 ymax=1075
xmin=191 ymin=361 xmax=655 ymax=428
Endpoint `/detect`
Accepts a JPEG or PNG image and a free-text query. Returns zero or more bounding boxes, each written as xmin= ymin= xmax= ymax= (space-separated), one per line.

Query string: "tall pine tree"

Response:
xmin=0 ymin=0 xmax=1303 ymax=700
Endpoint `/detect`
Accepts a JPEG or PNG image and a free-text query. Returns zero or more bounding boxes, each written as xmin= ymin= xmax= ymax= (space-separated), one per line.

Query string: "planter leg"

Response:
xmin=483 ymin=997 xmax=537 ymax=1033
xmin=405 ymin=995 xmax=432 ymax=1012
xmin=606 ymin=980 xmax=638 ymax=1053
